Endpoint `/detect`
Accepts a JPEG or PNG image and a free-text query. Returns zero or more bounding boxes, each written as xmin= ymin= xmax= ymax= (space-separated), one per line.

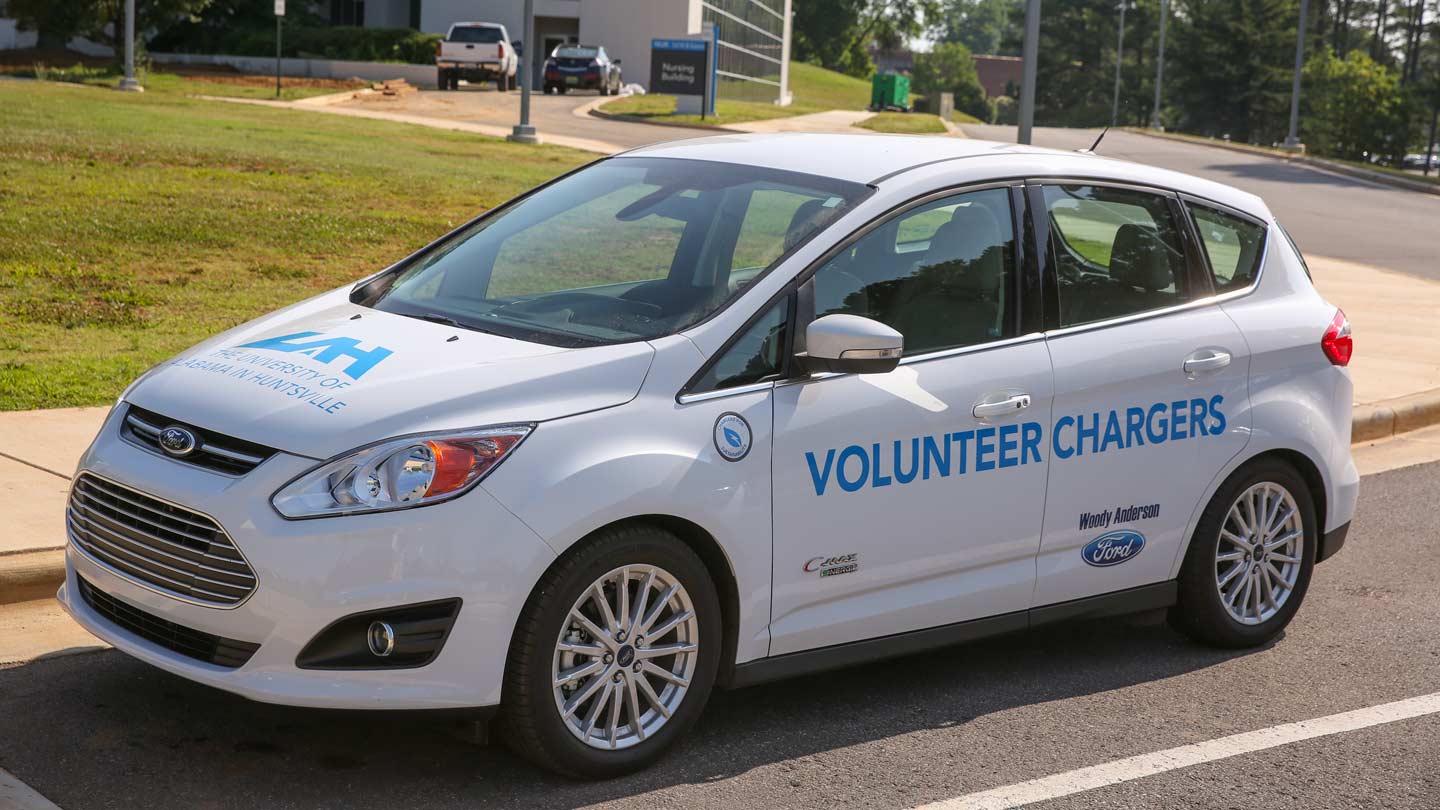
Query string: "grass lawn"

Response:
xmin=0 ymin=80 xmax=591 ymax=410
xmin=856 ymin=112 xmax=948 ymax=134
xmin=600 ymin=62 xmax=872 ymax=127
xmin=6 ymin=58 xmax=372 ymax=101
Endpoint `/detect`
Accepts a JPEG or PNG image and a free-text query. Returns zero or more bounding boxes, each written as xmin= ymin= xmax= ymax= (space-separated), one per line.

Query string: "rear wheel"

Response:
xmin=436 ymin=69 xmax=449 ymax=90
xmin=497 ymin=73 xmax=510 ymax=92
xmin=501 ymin=525 xmax=721 ymax=778
xmin=1170 ymin=459 xmax=1317 ymax=648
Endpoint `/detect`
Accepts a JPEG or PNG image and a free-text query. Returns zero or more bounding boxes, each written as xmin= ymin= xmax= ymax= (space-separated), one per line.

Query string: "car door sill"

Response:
xmin=726 ymin=581 xmax=1177 ymax=689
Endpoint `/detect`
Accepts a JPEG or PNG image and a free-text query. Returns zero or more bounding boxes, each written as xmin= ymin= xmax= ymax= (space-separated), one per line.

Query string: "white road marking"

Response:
xmin=0 ymin=767 xmax=63 ymax=810
xmin=913 ymin=691 xmax=1440 ymax=810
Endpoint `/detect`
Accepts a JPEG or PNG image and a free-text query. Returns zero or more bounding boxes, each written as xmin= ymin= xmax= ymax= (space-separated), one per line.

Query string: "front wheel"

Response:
xmin=1170 ymin=459 xmax=1317 ymax=648
xmin=501 ymin=525 xmax=721 ymax=778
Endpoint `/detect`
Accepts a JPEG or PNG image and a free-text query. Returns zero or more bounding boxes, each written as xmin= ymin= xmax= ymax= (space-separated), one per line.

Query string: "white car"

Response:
xmin=59 ymin=134 xmax=1358 ymax=777
xmin=435 ymin=22 xmax=518 ymax=92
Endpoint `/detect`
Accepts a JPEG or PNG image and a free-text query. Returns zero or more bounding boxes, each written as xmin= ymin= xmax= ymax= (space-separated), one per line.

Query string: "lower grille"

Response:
xmin=77 ymin=576 xmax=260 ymax=668
xmin=67 ymin=473 xmax=257 ymax=606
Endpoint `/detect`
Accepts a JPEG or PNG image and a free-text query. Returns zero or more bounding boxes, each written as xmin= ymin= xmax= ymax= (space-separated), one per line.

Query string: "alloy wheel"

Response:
xmin=1214 ymin=482 xmax=1304 ymax=625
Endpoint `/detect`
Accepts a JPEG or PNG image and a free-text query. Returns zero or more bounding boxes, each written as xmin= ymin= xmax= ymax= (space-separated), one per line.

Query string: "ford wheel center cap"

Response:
xmin=158 ymin=426 xmax=199 ymax=457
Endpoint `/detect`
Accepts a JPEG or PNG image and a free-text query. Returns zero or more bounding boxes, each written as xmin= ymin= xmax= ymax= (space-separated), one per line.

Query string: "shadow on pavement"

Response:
xmin=1205 ymin=161 xmax=1378 ymax=189
xmin=0 ymin=615 xmax=1261 ymax=809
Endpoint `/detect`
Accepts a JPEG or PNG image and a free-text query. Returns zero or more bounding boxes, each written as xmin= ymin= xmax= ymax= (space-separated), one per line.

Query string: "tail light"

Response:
xmin=434 ymin=40 xmax=442 ymax=57
xmin=1321 ymin=309 xmax=1353 ymax=366
xmin=497 ymin=41 xmax=506 ymax=59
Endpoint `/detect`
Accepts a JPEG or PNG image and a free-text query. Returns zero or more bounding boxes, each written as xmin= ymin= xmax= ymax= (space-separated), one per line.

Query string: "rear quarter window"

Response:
xmin=1187 ymin=203 xmax=1267 ymax=292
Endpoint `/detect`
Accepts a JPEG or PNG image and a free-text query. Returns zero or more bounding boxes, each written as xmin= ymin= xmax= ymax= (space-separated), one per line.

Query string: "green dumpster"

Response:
xmin=870 ymin=73 xmax=910 ymax=111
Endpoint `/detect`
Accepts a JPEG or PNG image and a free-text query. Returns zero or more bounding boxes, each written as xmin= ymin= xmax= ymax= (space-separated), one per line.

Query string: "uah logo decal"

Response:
xmin=1081 ymin=529 xmax=1146 ymax=567
xmin=236 ymin=332 xmax=393 ymax=380
xmin=713 ymin=413 xmax=752 ymax=462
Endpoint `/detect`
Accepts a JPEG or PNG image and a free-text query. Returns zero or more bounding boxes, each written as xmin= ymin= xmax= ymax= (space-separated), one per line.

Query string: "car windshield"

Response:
xmin=556 ymin=46 xmax=599 ymax=59
xmin=449 ymin=26 xmax=503 ymax=43
xmin=362 ymin=157 xmax=868 ymax=347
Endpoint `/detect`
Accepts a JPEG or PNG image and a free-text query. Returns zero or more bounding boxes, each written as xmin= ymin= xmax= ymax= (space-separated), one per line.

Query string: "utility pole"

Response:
xmin=1150 ymin=0 xmax=1168 ymax=129
xmin=1284 ymin=0 xmax=1310 ymax=151
xmin=1017 ymin=0 xmax=1041 ymax=144
xmin=508 ymin=0 xmax=540 ymax=144
xmin=1425 ymin=105 xmax=1438 ymax=177
xmin=275 ymin=0 xmax=285 ymax=99
xmin=1111 ymin=0 xmax=1127 ymax=128
xmin=116 ymin=0 xmax=142 ymax=92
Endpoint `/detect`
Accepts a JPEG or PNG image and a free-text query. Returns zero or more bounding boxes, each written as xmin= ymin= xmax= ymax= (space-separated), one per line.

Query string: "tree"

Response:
xmin=9 ymin=0 xmax=214 ymax=58
xmin=1168 ymin=0 xmax=1300 ymax=143
xmin=1302 ymin=48 xmax=1416 ymax=159
xmin=933 ymin=0 xmax=1023 ymax=55
xmin=793 ymin=0 xmax=942 ymax=77
xmin=912 ymin=41 xmax=994 ymax=118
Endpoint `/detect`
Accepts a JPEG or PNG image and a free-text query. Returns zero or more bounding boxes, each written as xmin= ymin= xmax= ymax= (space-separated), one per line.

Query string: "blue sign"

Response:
xmin=652 ymin=38 xmax=707 ymax=52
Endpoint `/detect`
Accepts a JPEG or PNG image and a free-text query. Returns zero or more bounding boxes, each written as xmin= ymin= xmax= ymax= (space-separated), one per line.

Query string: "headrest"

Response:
xmin=918 ymin=206 xmax=1005 ymax=293
xmin=783 ymin=198 xmax=830 ymax=251
xmin=1109 ymin=224 xmax=1174 ymax=292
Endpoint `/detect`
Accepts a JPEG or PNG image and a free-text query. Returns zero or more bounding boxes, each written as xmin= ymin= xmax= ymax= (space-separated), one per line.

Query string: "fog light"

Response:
xmin=367 ymin=621 xmax=396 ymax=657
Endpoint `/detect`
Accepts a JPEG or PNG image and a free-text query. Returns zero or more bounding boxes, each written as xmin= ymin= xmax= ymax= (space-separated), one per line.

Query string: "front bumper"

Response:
xmin=57 ymin=407 xmax=555 ymax=709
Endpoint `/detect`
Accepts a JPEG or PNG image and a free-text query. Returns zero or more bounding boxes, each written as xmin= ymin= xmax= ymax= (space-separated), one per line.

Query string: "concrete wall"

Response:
xmin=151 ymin=52 xmax=439 ymax=88
xmin=581 ymin=0 xmax=698 ymax=93
xmin=418 ymin=0 xmax=580 ymax=38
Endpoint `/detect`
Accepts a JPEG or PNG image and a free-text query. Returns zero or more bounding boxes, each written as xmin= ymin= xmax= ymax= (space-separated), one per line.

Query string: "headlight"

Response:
xmin=271 ymin=425 xmax=532 ymax=519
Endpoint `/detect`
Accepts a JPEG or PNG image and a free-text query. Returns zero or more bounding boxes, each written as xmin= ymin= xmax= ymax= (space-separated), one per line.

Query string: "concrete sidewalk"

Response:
xmin=0 ymin=256 xmax=1436 ymax=572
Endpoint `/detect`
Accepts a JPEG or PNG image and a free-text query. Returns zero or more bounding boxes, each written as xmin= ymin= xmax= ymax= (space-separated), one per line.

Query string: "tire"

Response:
xmin=501 ymin=524 xmax=722 ymax=778
xmin=497 ymin=73 xmax=510 ymax=92
xmin=1169 ymin=458 xmax=1317 ymax=648
xmin=599 ymin=82 xmax=610 ymax=96
xmin=436 ymin=70 xmax=449 ymax=90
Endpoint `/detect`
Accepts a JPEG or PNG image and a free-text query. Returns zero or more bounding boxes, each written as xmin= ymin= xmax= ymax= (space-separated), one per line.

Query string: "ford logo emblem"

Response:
xmin=158 ymin=426 xmax=199 ymax=457
xmin=1081 ymin=529 xmax=1146 ymax=567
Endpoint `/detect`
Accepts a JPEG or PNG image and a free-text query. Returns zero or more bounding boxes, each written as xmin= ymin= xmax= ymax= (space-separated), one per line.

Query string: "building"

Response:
xmin=972 ymin=54 xmax=1023 ymax=99
xmin=332 ymin=0 xmax=792 ymax=103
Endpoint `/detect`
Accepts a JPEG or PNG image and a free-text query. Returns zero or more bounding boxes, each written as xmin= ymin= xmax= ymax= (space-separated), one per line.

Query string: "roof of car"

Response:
xmin=624 ymin=133 xmax=1268 ymax=219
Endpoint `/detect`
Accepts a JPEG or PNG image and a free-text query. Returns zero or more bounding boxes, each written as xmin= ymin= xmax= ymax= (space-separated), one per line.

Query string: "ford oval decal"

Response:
xmin=1082 ymin=530 xmax=1146 ymax=567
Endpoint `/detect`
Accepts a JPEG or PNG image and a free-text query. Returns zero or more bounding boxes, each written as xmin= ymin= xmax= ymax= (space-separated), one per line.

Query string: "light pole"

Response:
xmin=1017 ymin=0 xmax=1041 ymax=144
xmin=116 ymin=0 xmax=142 ymax=92
xmin=1283 ymin=0 xmax=1310 ymax=151
xmin=1111 ymin=0 xmax=1128 ymax=127
xmin=508 ymin=0 xmax=540 ymax=144
xmin=1150 ymin=0 xmax=1168 ymax=129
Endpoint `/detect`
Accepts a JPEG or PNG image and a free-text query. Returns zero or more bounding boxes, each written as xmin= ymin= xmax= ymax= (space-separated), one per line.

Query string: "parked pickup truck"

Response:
xmin=435 ymin=22 xmax=518 ymax=91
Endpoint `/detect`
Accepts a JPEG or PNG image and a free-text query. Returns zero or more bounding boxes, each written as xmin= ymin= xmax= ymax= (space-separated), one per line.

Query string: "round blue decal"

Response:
xmin=713 ymin=413 xmax=752 ymax=462
xmin=1082 ymin=529 xmax=1146 ymax=567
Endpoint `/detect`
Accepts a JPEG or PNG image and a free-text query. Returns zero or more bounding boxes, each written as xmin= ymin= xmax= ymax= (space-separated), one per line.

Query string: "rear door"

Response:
xmin=1031 ymin=182 xmax=1250 ymax=606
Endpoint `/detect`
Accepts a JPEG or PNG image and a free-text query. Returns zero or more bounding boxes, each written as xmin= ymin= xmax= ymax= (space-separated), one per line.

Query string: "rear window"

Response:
xmin=556 ymin=47 xmax=599 ymax=59
xmin=449 ymin=26 xmax=503 ymax=43
xmin=1187 ymin=203 xmax=1267 ymax=293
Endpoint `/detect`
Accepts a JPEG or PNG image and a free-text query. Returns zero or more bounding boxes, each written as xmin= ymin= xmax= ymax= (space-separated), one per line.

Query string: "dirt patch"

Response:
xmin=175 ymin=71 xmax=368 ymax=91
xmin=0 ymin=47 xmax=111 ymax=72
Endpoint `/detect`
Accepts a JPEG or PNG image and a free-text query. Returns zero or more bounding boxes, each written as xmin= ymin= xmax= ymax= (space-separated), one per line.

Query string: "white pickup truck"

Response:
xmin=435 ymin=22 xmax=518 ymax=91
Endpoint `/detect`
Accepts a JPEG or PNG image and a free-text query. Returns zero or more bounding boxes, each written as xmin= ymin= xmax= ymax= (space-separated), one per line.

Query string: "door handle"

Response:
xmin=1183 ymin=349 xmax=1232 ymax=374
xmin=973 ymin=394 xmax=1032 ymax=419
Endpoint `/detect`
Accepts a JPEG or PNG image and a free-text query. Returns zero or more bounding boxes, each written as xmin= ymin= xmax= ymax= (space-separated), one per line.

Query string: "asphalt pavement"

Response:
xmin=2 ymin=458 xmax=1437 ymax=809
xmin=966 ymin=124 xmax=1440 ymax=283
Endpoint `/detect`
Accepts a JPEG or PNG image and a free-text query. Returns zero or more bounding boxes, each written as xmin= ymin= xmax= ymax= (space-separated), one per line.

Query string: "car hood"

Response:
xmin=125 ymin=290 xmax=656 ymax=460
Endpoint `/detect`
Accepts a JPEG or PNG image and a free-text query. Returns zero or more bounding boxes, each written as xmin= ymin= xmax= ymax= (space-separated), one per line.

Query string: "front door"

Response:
xmin=769 ymin=186 xmax=1054 ymax=655
xmin=1031 ymin=182 xmax=1251 ymax=606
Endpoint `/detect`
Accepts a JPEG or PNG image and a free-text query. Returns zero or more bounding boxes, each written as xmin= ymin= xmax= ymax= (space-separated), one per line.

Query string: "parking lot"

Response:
xmin=2 ymin=456 xmax=1437 ymax=809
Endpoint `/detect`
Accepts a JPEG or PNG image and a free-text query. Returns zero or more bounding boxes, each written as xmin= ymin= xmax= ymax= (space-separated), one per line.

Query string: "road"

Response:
xmin=966 ymin=124 xmax=1440 ymax=283
xmin=336 ymin=85 xmax=718 ymax=151
xmin=2 ymin=456 xmax=1438 ymax=809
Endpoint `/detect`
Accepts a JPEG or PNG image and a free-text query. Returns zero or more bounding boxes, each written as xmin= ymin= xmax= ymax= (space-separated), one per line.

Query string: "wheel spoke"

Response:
xmin=639 ymin=583 xmax=680 ymax=635
xmin=1269 ymin=552 xmax=1301 ymax=565
xmin=581 ymin=680 xmax=613 ymax=736
xmin=642 ymin=661 xmax=690 ymax=687
xmin=1260 ymin=565 xmax=1280 ymax=612
xmin=1218 ymin=560 xmax=1247 ymax=589
xmin=606 ymin=679 xmax=624 ymax=748
xmin=558 ymin=640 xmax=605 ymax=657
xmin=1265 ymin=529 xmax=1301 ymax=551
xmin=642 ymin=609 xmax=694 ymax=642
xmin=563 ymin=670 xmax=609 ymax=719
xmin=593 ymin=581 xmax=620 ymax=635
xmin=617 ymin=567 xmax=630 ymax=634
xmin=1226 ymin=505 xmax=1252 ymax=538
xmin=569 ymin=610 xmax=610 ymax=648
xmin=555 ymin=659 xmax=603 ymax=688
xmin=1220 ymin=529 xmax=1251 ymax=549
xmin=1265 ymin=507 xmax=1295 ymax=540
xmin=625 ymin=674 xmax=645 ymax=740
xmin=629 ymin=568 xmax=657 ymax=631
xmin=1216 ymin=550 xmax=1246 ymax=563
xmin=636 ymin=671 xmax=670 ymax=718
xmin=636 ymin=641 xmax=697 ymax=660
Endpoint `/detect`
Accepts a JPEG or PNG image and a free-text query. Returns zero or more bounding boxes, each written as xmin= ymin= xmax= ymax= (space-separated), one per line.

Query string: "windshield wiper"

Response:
xmin=411 ymin=312 xmax=500 ymax=336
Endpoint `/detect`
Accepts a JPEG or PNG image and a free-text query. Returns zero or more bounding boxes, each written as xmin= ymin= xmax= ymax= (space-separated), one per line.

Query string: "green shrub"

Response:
xmin=152 ymin=23 xmax=442 ymax=65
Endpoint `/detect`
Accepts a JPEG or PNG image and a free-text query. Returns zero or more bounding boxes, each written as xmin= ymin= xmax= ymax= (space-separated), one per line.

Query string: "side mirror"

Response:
xmin=613 ymin=59 xmax=623 ymax=65
xmin=803 ymin=314 xmax=903 ymax=375
xmin=512 ymin=40 xmax=524 ymax=55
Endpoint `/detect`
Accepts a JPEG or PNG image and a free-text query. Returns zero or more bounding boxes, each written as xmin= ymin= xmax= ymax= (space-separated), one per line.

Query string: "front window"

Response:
xmin=363 ymin=158 xmax=867 ymax=346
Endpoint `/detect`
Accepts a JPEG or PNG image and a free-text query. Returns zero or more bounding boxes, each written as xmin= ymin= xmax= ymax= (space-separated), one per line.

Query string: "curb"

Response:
xmin=5 ymin=389 xmax=1440 ymax=607
xmin=0 ymin=549 xmax=64 ymax=606
xmin=1125 ymin=128 xmax=1440 ymax=197
xmin=587 ymin=102 xmax=738 ymax=132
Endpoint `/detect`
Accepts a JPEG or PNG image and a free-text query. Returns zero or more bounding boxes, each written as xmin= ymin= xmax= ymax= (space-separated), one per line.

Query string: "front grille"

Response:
xmin=67 ymin=473 xmax=257 ymax=607
xmin=122 ymin=405 xmax=275 ymax=476
xmin=77 ymin=576 xmax=260 ymax=668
